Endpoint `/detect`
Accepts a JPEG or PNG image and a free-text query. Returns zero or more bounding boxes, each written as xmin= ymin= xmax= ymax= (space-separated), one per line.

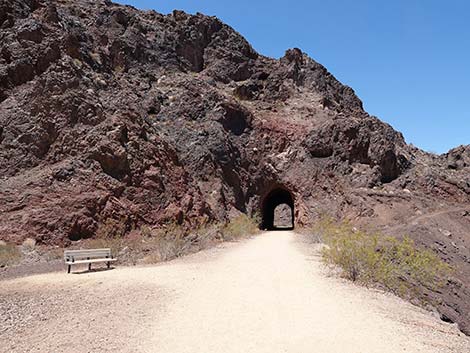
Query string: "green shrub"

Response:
xmin=315 ymin=217 xmax=451 ymax=299
xmin=221 ymin=214 xmax=260 ymax=240
xmin=0 ymin=242 xmax=21 ymax=267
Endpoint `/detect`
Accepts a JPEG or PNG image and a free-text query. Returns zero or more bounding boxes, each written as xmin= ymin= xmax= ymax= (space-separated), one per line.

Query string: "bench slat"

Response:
xmin=64 ymin=254 xmax=111 ymax=258
xmin=64 ymin=248 xmax=111 ymax=252
xmin=64 ymin=249 xmax=111 ymax=255
xmin=65 ymin=258 xmax=117 ymax=265
xmin=64 ymin=249 xmax=112 ymax=260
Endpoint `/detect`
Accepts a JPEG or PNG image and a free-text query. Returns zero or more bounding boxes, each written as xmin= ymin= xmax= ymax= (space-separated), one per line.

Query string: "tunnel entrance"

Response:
xmin=261 ymin=187 xmax=294 ymax=230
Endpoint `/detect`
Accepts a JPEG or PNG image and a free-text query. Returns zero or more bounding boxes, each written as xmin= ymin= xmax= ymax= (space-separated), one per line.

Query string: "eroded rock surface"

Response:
xmin=0 ymin=0 xmax=469 ymax=334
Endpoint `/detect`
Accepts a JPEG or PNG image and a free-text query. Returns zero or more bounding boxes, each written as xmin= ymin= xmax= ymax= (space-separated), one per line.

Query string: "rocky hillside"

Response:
xmin=0 ymin=0 xmax=469 ymax=334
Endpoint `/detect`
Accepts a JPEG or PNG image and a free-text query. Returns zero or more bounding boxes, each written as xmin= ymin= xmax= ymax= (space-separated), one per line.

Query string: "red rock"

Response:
xmin=0 ymin=0 xmax=469 ymax=335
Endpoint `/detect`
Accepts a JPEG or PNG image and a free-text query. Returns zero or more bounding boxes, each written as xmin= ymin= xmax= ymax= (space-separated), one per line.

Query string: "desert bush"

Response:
xmin=221 ymin=214 xmax=260 ymax=240
xmin=114 ymin=65 xmax=125 ymax=73
xmin=43 ymin=247 xmax=65 ymax=261
xmin=73 ymin=215 xmax=260 ymax=266
xmin=95 ymin=217 xmax=127 ymax=239
xmin=69 ymin=222 xmax=209 ymax=265
xmin=83 ymin=237 xmax=126 ymax=258
xmin=140 ymin=215 xmax=259 ymax=264
xmin=138 ymin=222 xmax=199 ymax=263
xmin=22 ymin=238 xmax=36 ymax=251
xmin=150 ymin=222 xmax=191 ymax=261
xmin=0 ymin=242 xmax=21 ymax=267
xmin=315 ymin=217 xmax=451 ymax=299
xmin=140 ymin=225 xmax=152 ymax=238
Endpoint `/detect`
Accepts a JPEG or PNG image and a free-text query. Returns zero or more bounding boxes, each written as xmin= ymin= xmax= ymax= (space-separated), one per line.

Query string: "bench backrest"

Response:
xmin=64 ymin=248 xmax=113 ymax=262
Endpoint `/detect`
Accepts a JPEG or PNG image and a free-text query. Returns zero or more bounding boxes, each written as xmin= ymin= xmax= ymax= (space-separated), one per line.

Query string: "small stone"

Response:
xmin=440 ymin=229 xmax=452 ymax=237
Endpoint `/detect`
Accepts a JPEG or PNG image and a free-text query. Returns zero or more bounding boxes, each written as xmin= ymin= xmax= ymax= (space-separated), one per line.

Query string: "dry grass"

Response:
xmin=0 ymin=242 xmax=21 ymax=267
xmin=21 ymin=238 xmax=36 ymax=251
xmin=82 ymin=237 xmax=129 ymax=258
xmin=24 ymin=215 xmax=260 ymax=269
xmin=313 ymin=217 xmax=452 ymax=301
xmin=82 ymin=215 xmax=259 ymax=264
xmin=95 ymin=217 xmax=128 ymax=239
xmin=220 ymin=214 xmax=260 ymax=241
xmin=114 ymin=65 xmax=125 ymax=73
xmin=89 ymin=52 xmax=102 ymax=65
xmin=140 ymin=215 xmax=260 ymax=263
xmin=72 ymin=58 xmax=83 ymax=68
xmin=42 ymin=247 xmax=64 ymax=261
xmin=141 ymin=222 xmax=196 ymax=263
xmin=70 ymin=220 xmax=214 ymax=265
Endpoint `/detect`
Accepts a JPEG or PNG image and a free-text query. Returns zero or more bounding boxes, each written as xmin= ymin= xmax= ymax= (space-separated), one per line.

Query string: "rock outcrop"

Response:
xmin=1 ymin=0 xmax=469 ymax=334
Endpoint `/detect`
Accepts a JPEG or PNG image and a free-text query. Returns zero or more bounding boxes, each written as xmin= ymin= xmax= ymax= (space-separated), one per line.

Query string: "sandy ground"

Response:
xmin=1 ymin=231 xmax=469 ymax=353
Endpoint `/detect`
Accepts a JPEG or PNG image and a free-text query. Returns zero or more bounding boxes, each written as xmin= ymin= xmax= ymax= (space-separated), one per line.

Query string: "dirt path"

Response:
xmin=1 ymin=231 xmax=468 ymax=353
xmin=410 ymin=207 xmax=469 ymax=222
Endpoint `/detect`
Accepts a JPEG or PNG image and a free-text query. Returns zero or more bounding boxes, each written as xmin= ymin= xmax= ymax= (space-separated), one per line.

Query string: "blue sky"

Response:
xmin=118 ymin=0 xmax=469 ymax=153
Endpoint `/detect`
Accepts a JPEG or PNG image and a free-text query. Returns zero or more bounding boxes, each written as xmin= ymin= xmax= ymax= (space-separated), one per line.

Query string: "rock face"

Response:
xmin=0 ymin=0 xmax=469 ymax=334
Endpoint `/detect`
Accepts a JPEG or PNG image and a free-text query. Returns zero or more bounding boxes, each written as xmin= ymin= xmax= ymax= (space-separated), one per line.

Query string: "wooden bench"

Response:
xmin=64 ymin=248 xmax=117 ymax=273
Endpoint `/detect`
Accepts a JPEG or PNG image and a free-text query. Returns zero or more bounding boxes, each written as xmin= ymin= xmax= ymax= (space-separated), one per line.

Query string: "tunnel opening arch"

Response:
xmin=260 ymin=185 xmax=295 ymax=230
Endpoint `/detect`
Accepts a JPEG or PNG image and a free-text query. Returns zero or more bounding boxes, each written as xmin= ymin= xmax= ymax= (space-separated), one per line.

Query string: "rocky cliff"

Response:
xmin=1 ymin=0 xmax=469 ymax=334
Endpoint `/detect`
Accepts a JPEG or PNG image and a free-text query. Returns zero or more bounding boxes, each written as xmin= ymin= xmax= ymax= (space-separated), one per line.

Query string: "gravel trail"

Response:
xmin=1 ymin=231 xmax=468 ymax=353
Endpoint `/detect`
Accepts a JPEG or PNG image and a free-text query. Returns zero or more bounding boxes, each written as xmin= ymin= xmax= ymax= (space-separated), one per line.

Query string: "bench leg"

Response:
xmin=107 ymin=261 xmax=111 ymax=269
xmin=67 ymin=265 xmax=71 ymax=274
xmin=88 ymin=263 xmax=92 ymax=271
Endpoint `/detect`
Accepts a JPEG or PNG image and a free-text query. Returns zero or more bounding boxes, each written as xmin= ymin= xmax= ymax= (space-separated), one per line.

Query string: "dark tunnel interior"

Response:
xmin=261 ymin=188 xmax=294 ymax=230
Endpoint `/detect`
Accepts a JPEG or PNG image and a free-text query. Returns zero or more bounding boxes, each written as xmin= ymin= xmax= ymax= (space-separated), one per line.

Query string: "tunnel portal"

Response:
xmin=261 ymin=187 xmax=294 ymax=230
